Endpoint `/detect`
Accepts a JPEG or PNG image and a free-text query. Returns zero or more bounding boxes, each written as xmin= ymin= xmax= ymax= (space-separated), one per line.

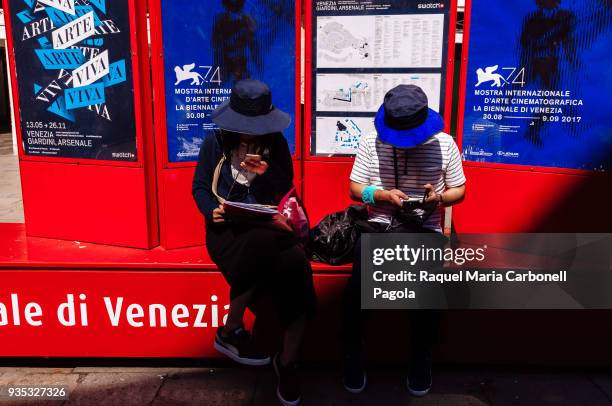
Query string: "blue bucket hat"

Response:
xmin=374 ymin=84 xmax=444 ymax=148
xmin=212 ymin=79 xmax=291 ymax=135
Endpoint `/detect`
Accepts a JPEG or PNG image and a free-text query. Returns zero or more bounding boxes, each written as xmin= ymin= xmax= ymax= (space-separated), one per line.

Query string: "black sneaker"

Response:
xmin=406 ymin=357 xmax=432 ymax=397
xmin=214 ymin=326 xmax=270 ymax=366
xmin=343 ymin=353 xmax=367 ymax=393
xmin=273 ymin=353 xmax=301 ymax=406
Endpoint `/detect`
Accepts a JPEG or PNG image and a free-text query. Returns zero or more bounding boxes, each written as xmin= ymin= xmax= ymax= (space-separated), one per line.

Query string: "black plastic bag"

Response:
xmin=308 ymin=204 xmax=369 ymax=265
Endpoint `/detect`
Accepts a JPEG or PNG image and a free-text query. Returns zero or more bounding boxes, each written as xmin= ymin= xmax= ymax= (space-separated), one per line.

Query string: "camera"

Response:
xmin=401 ymin=197 xmax=425 ymax=211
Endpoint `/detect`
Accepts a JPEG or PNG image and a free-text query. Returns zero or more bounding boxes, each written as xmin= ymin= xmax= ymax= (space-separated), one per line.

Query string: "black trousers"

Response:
xmin=206 ymin=223 xmax=316 ymax=329
xmin=342 ymin=228 xmax=442 ymax=361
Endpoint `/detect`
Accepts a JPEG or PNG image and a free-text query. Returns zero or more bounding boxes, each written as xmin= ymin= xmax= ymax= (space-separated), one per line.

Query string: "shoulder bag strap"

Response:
xmin=211 ymin=155 xmax=226 ymax=204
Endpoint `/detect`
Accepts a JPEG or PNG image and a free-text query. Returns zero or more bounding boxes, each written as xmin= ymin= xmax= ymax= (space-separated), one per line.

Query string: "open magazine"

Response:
xmin=222 ymin=184 xmax=302 ymax=219
xmin=222 ymin=185 xmax=307 ymax=240
xmin=222 ymin=201 xmax=278 ymax=218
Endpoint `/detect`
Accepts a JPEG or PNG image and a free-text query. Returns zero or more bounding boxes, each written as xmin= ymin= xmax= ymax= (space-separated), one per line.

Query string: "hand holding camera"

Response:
xmin=397 ymin=185 xmax=441 ymax=219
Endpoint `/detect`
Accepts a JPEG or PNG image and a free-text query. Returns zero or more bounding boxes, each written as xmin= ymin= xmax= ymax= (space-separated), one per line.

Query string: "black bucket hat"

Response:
xmin=211 ymin=79 xmax=291 ymax=135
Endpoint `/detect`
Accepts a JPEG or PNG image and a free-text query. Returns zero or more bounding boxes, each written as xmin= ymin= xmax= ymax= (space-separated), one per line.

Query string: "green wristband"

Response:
xmin=362 ymin=185 xmax=379 ymax=206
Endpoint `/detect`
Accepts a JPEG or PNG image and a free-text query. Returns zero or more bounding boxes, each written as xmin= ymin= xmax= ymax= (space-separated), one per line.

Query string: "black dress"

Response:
xmin=192 ymin=132 xmax=316 ymax=329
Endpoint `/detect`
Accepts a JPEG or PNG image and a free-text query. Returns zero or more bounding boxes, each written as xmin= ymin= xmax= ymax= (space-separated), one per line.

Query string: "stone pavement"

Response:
xmin=0 ymin=133 xmax=23 ymax=223
xmin=0 ymin=365 xmax=610 ymax=406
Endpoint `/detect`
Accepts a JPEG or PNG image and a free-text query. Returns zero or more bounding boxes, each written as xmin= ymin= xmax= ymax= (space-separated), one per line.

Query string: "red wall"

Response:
xmin=303 ymin=161 xmax=353 ymax=224
xmin=20 ymin=162 xmax=158 ymax=248
xmin=454 ymin=165 xmax=611 ymax=233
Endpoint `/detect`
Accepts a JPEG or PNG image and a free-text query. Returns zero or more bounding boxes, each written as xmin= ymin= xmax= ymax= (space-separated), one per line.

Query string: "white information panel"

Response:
xmin=316 ymin=73 xmax=441 ymax=113
xmin=317 ymin=14 xmax=444 ymax=69
xmin=310 ymin=0 xmax=453 ymax=156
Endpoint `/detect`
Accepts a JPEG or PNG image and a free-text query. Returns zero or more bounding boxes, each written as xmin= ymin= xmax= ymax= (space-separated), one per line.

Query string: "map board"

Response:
xmin=310 ymin=0 xmax=453 ymax=156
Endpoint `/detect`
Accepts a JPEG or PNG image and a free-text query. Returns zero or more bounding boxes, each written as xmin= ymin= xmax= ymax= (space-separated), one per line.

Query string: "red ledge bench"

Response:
xmin=0 ymin=223 xmax=350 ymax=359
xmin=1 ymin=223 xmax=611 ymax=366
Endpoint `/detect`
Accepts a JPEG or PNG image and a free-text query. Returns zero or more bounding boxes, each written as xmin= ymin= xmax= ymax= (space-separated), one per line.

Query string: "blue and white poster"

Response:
xmin=8 ymin=0 xmax=137 ymax=161
xmin=161 ymin=0 xmax=296 ymax=163
xmin=462 ymin=0 xmax=612 ymax=171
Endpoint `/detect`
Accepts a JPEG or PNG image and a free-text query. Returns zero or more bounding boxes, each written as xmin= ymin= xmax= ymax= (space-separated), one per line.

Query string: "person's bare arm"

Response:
xmin=350 ymin=181 xmax=465 ymax=209
xmin=424 ymin=183 xmax=466 ymax=207
xmin=349 ymin=181 xmax=407 ymax=208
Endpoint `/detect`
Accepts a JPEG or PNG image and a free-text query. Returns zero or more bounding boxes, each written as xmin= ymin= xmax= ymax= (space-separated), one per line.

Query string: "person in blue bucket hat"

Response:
xmin=374 ymin=83 xmax=445 ymax=148
xmin=342 ymin=84 xmax=467 ymax=396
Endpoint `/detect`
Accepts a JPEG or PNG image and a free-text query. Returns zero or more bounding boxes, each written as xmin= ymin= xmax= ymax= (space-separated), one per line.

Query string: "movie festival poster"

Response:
xmin=462 ymin=0 xmax=612 ymax=171
xmin=162 ymin=0 xmax=297 ymax=163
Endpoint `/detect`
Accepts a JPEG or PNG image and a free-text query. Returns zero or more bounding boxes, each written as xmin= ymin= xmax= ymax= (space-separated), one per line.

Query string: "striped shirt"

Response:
xmin=350 ymin=131 xmax=466 ymax=232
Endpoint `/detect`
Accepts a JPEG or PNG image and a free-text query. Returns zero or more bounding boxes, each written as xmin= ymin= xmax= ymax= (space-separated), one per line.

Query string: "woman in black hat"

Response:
xmin=192 ymin=79 xmax=314 ymax=406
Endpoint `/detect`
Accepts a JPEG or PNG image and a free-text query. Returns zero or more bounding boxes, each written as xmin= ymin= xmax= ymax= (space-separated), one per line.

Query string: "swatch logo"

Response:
xmin=418 ymin=3 xmax=445 ymax=9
